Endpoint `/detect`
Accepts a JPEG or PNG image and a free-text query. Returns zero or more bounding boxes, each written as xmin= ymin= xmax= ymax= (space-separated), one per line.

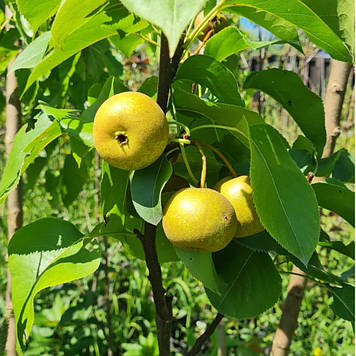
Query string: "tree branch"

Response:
xmin=103 ymin=236 xmax=114 ymax=356
xmin=157 ymin=35 xmax=171 ymax=112
xmin=136 ymin=223 xmax=172 ymax=355
xmin=322 ymin=60 xmax=352 ymax=158
xmin=136 ymin=33 xmax=184 ymax=356
xmin=5 ymin=6 xmax=22 ymax=356
xmin=185 ymin=313 xmax=224 ymax=356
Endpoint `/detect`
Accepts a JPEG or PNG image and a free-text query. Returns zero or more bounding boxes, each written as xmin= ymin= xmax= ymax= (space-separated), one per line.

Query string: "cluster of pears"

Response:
xmin=162 ymin=175 xmax=264 ymax=252
xmin=93 ymin=91 xmax=263 ymax=253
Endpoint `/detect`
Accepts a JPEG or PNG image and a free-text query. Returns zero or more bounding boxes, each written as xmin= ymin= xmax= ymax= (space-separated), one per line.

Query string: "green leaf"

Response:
xmin=155 ymin=224 xmax=179 ymax=263
xmin=0 ymin=28 xmax=19 ymax=74
xmin=238 ymin=231 xmax=351 ymax=285
xmin=175 ymin=55 xmax=244 ymax=106
xmin=0 ymin=114 xmax=61 ymax=205
xmin=289 ymin=135 xmax=316 ymax=173
xmin=299 ymin=0 xmax=354 ymax=57
xmin=244 ymin=69 xmax=326 ymax=156
xmin=121 ymin=0 xmax=208 ymax=56
xmin=332 ymin=149 xmax=355 ymax=183
xmin=173 ymin=145 xmax=222 ymax=187
xmin=312 ymin=179 xmax=355 ymax=226
xmin=61 ymin=154 xmax=88 ymax=206
xmin=224 ymin=0 xmax=352 ymax=62
xmin=250 ymin=124 xmax=320 ymax=264
xmin=206 ymin=242 xmax=282 ymax=318
xmin=79 ymin=76 xmax=128 ymax=124
xmin=138 ymin=76 xmax=158 ymax=97
xmin=237 ymin=230 xmax=286 ymax=255
xmin=341 ymin=266 xmax=354 ymax=281
xmin=110 ymin=33 xmax=144 ymax=58
xmin=50 ymin=0 xmax=107 ymax=48
xmin=330 ymin=285 xmax=355 ymax=323
xmin=175 ymin=248 xmax=220 ymax=293
xmin=213 ymin=134 xmax=251 ymax=176
xmin=172 ymin=82 xmax=263 ymax=147
xmin=315 ymin=149 xmax=353 ymax=178
xmin=8 ymin=218 xmax=100 ymax=349
xmin=227 ymin=6 xmax=302 ymax=52
xmin=22 ymin=120 xmax=62 ymax=172
xmin=319 ymin=240 xmax=354 ymax=260
xmin=204 ymin=26 xmax=280 ymax=62
xmin=17 ymin=0 xmax=61 ymax=33
xmin=23 ymin=5 xmax=130 ymax=92
xmin=11 ymin=31 xmax=51 ymax=72
xmin=25 ymin=157 xmax=48 ymax=192
xmin=130 ymin=155 xmax=173 ymax=225
xmin=101 ymin=162 xmax=130 ymax=229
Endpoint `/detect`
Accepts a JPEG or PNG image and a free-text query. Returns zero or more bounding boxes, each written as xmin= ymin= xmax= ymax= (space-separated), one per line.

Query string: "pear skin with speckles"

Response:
xmin=215 ymin=176 xmax=264 ymax=237
xmin=93 ymin=92 xmax=168 ymax=170
xmin=162 ymin=188 xmax=237 ymax=252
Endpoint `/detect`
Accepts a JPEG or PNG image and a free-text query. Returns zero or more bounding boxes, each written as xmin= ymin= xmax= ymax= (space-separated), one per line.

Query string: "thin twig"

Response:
xmin=185 ymin=313 xmax=224 ymax=356
xmin=179 ymin=142 xmax=199 ymax=186
xmin=193 ymin=140 xmax=207 ymax=188
xmin=193 ymin=139 xmax=237 ymax=177
xmin=193 ymin=29 xmax=214 ymax=55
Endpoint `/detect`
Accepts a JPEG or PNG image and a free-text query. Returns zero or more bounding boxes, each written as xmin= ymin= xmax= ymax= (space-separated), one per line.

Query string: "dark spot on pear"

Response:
xmin=115 ymin=133 xmax=128 ymax=145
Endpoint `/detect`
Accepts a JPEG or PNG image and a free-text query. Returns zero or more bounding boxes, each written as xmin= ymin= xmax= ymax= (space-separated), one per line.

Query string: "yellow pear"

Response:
xmin=162 ymin=188 xmax=237 ymax=252
xmin=215 ymin=176 xmax=264 ymax=237
xmin=93 ymin=92 xmax=168 ymax=170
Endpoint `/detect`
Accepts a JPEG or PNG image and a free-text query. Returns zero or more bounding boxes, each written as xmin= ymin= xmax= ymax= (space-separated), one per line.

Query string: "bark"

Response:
xmin=217 ymin=321 xmax=227 ymax=356
xmin=136 ymin=33 xmax=184 ymax=356
xmin=270 ymin=266 xmax=307 ymax=356
xmin=4 ymin=7 xmax=22 ymax=356
xmin=345 ymin=85 xmax=354 ymax=129
xmin=103 ymin=237 xmax=114 ymax=356
xmin=270 ymin=59 xmax=352 ymax=356
xmin=322 ymin=60 xmax=352 ymax=158
xmin=136 ymin=224 xmax=172 ymax=355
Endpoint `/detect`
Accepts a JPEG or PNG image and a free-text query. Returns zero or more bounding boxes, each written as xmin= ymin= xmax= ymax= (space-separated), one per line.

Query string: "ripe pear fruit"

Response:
xmin=215 ymin=176 xmax=264 ymax=237
xmin=162 ymin=188 xmax=237 ymax=252
xmin=93 ymin=92 xmax=168 ymax=170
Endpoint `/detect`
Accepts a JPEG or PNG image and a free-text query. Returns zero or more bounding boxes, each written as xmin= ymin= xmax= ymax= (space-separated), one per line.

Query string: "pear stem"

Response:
xmin=193 ymin=140 xmax=207 ymax=188
xmin=170 ymin=138 xmax=191 ymax=145
xmin=193 ymin=139 xmax=238 ymax=178
xmin=179 ymin=142 xmax=199 ymax=186
xmin=168 ymin=119 xmax=191 ymax=136
xmin=193 ymin=29 xmax=214 ymax=55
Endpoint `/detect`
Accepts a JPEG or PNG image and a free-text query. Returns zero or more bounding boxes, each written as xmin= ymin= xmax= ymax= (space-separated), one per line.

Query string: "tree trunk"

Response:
xmin=270 ymin=59 xmax=352 ymax=356
xmin=4 ymin=6 xmax=22 ymax=356
xmin=217 ymin=321 xmax=226 ymax=356
xmin=322 ymin=60 xmax=352 ymax=157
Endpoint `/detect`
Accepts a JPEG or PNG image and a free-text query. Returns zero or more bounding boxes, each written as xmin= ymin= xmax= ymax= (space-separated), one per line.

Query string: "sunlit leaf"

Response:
xmin=9 ymin=218 xmax=100 ymax=349
xmin=250 ymin=124 xmax=320 ymax=264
